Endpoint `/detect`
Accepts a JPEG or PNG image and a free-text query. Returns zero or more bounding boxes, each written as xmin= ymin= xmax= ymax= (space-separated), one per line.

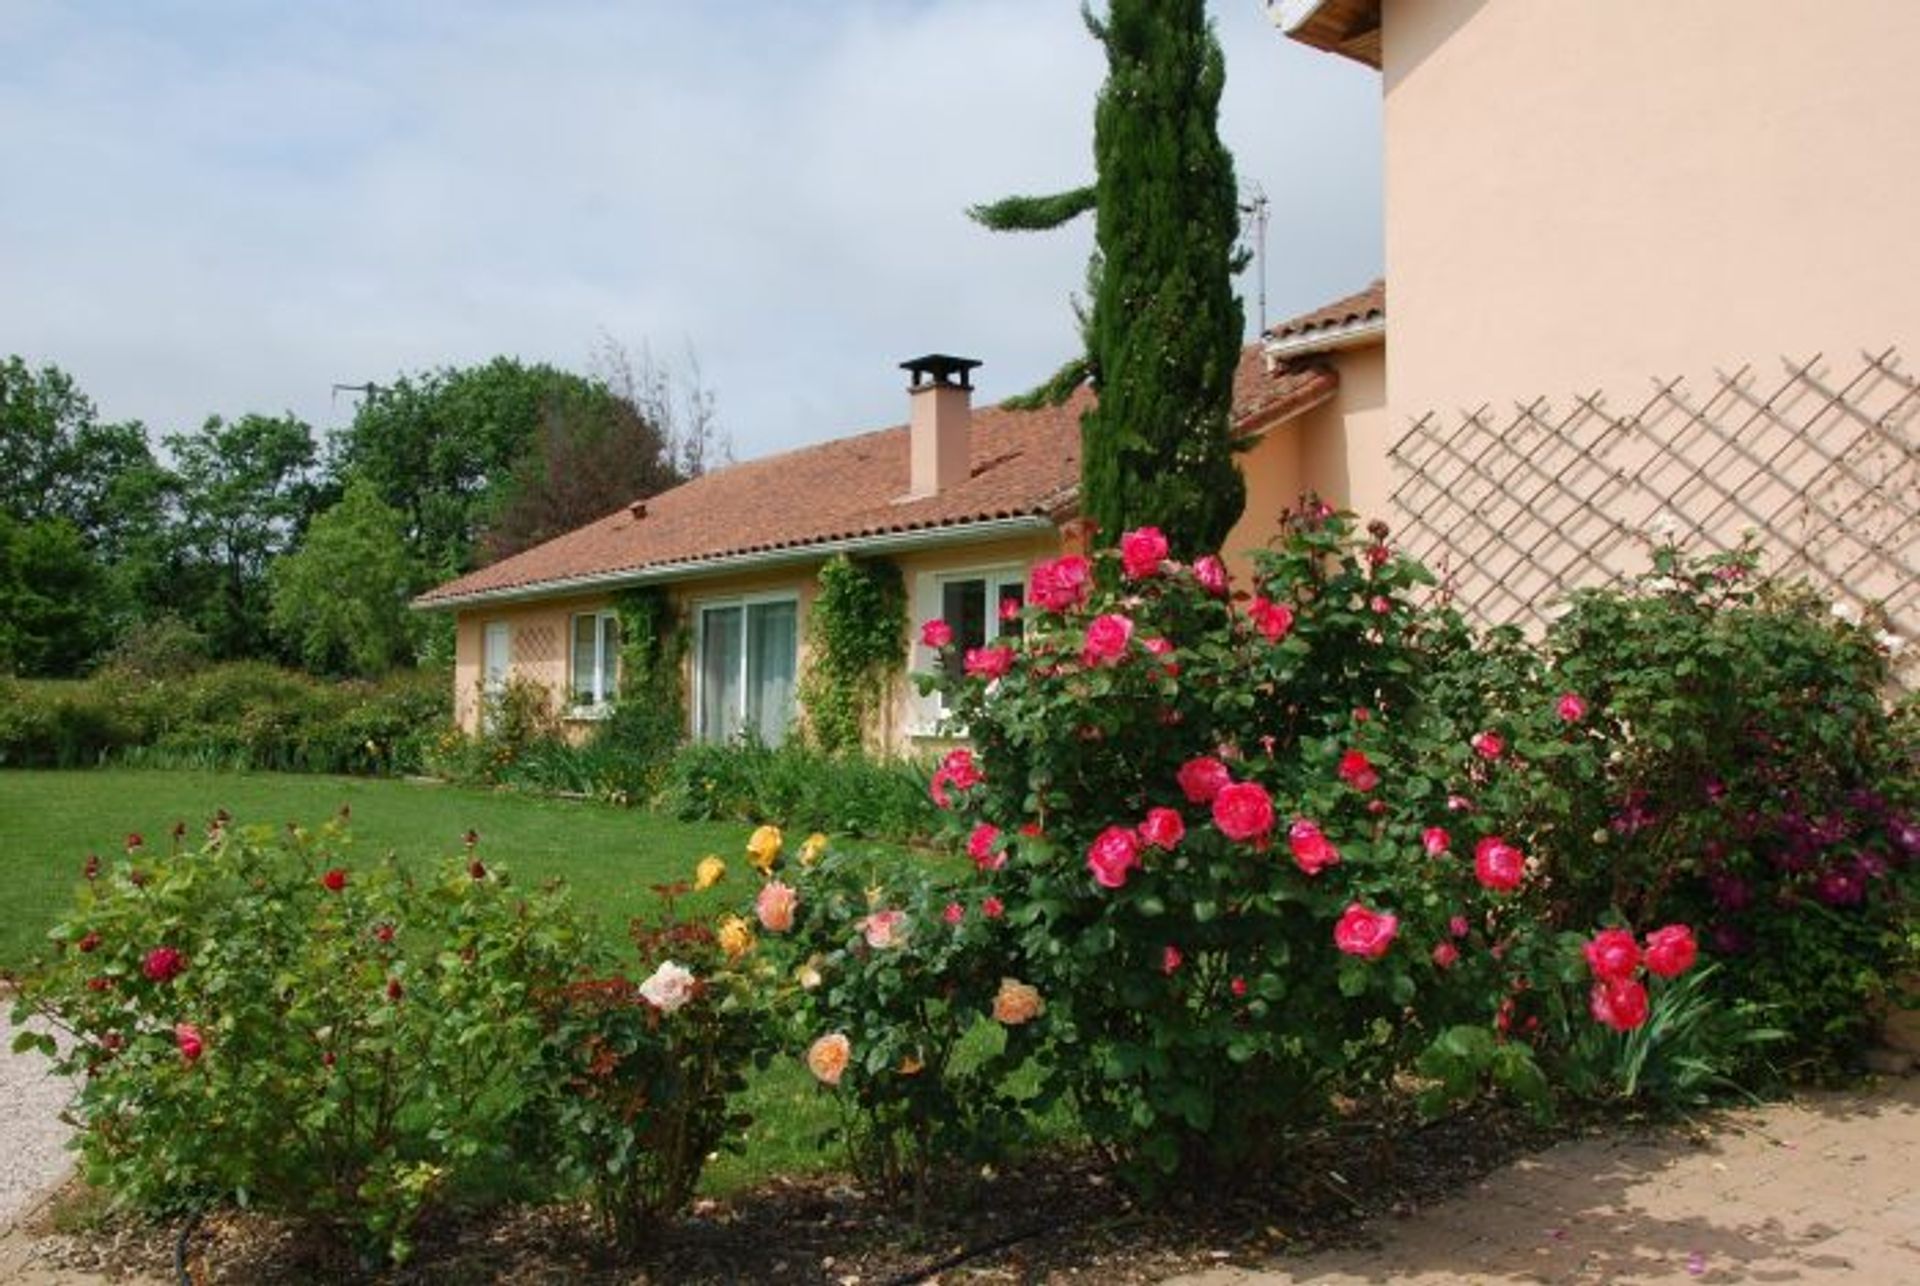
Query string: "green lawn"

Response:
xmin=0 ymin=768 xmax=763 ymax=969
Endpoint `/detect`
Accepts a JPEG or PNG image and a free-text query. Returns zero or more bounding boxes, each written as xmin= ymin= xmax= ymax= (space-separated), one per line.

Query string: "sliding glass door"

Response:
xmin=696 ymin=597 xmax=797 ymax=744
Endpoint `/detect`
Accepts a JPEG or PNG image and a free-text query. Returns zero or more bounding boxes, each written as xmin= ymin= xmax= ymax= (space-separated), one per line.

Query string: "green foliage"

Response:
xmin=0 ymin=514 xmax=108 ymax=676
xmin=798 ymin=556 xmax=906 ymax=754
xmin=969 ymin=1 xmax=1247 ymax=554
xmin=98 ymin=615 xmax=213 ymax=680
xmin=8 ymin=820 xmax=587 ymax=1263
xmin=660 ymin=739 xmax=937 ymax=843
xmin=269 ymin=479 xmax=421 ymax=677
xmin=603 ymin=586 xmax=687 ymax=790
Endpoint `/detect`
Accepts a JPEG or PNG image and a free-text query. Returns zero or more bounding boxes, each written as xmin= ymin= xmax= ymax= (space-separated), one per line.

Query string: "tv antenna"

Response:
xmin=1238 ymin=184 xmax=1270 ymax=333
xmin=331 ymin=381 xmax=385 ymax=408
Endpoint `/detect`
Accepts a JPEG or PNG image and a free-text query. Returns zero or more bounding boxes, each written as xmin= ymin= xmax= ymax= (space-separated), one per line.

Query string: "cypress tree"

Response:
xmin=970 ymin=0 xmax=1246 ymax=556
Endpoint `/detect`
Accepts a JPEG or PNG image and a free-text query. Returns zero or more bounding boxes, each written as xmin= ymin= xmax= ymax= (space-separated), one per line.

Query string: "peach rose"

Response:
xmin=992 ymin=977 xmax=1046 ymax=1026
xmin=806 ymin=1032 xmax=851 ymax=1086
xmin=756 ymin=880 xmax=798 ymax=933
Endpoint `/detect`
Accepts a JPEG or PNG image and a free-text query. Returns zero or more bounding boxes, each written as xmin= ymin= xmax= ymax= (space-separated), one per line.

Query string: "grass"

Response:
xmin=0 ymin=767 xmax=897 ymax=1192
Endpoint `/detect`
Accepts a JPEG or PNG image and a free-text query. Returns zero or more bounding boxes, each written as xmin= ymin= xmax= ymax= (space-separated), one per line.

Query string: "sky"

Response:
xmin=0 ymin=1 xmax=1382 ymax=463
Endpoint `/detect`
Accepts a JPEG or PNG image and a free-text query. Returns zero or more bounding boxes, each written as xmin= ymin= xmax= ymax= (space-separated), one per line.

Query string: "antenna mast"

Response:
xmin=1238 ymin=184 xmax=1271 ymax=334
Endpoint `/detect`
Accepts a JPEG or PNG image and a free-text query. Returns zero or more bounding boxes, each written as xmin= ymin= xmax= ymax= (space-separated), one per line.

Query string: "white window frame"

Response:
xmin=691 ymin=590 xmax=801 ymax=744
xmin=481 ymin=621 xmax=512 ymax=733
xmin=568 ymin=609 xmax=621 ymax=716
xmin=910 ymin=564 xmax=1028 ymax=734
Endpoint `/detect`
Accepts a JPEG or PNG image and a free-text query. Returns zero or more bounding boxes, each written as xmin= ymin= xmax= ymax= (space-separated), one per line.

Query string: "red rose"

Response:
xmin=463 ymin=829 xmax=480 ymax=847
xmin=1449 ymin=915 xmax=1470 ymax=939
xmin=1470 ymin=730 xmax=1505 ymax=761
xmin=387 ymin=977 xmax=405 ymax=1002
xmin=142 ymin=946 xmax=186 ymax=983
xmin=921 ymin=618 xmax=954 ymax=648
xmin=469 ymin=859 xmax=487 ymax=880
xmin=1583 ymin=928 xmax=1642 ymax=981
xmin=1161 ymin=944 xmax=1183 ymax=975
xmin=1473 ymin=837 xmax=1526 ymax=892
xmin=1192 ymin=555 xmax=1229 ymax=597
xmin=174 ymin=1022 xmax=204 ymax=1063
xmin=1212 ymin=781 xmax=1275 ymax=844
xmin=86 ymin=976 xmax=111 ymax=992
xmin=981 ymin=895 xmax=1005 ymax=920
xmin=1333 ymin=903 xmax=1400 ymax=960
xmin=1643 ymin=924 xmax=1699 ymax=978
xmin=1137 ymin=807 xmax=1185 ymax=851
xmin=1080 ymin=613 xmax=1135 ymax=666
xmin=1120 ymin=526 xmax=1169 ymax=580
xmin=1229 ymin=976 xmax=1248 ymax=998
xmin=967 ymin=823 xmax=1005 ymax=871
xmin=1086 ymin=826 xmax=1142 ymax=889
xmin=1337 ymin=749 xmax=1380 ymax=793
xmin=77 ymin=931 xmax=101 ymax=953
xmin=998 ymin=596 xmax=1022 ymax=623
xmin=1027 ymin=555 xmax=1091 ymax=613
xmin=1141 ymin=636 xmax=1179 ymax=677
xmin=83 ymin=854 xmax=101 ymax=881
xmin=1422 ymin=826 xmax=1451 ymax=857
xmin=1247 ymin=596 xmax=1295 ymax=642
xmin=373 ymin=922 xmax=396 ymax=944
xmin=943 ymin=901 xmax=965 ymax=925
xmin=1287 ymin=818 xmax=1341 ymax=875
xmin=1556 ymin=692 xmax=1588 ymax=723
xmin=929 ymin=748 xmax=984 ymax=808
xmin=1589 ymin=977 xmax=1650 ymax=1031
xmin=964 ymin=644 xmax=1016 ymax=679
xmin=1431 ymin=941 xmax=1460 ymax=969
xmin=321 ymin=868 xmax=348 ymax=892
xmin=124 ymin=832 xmax=143 ymax=852
xmin=1177 ymin=756 xmax=1232 ymax=804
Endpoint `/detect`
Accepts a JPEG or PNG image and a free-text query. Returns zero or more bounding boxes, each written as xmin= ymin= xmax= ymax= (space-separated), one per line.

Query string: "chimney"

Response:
xmin=901 ymin=354 xmax=980 ymax=498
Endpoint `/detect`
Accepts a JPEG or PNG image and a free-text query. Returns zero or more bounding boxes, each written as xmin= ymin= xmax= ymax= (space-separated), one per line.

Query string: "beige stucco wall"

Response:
xmin=1381 ymin=0 xmax=1920 ymax=421
xmin=453 ymin=596 xmax=614 ymax=743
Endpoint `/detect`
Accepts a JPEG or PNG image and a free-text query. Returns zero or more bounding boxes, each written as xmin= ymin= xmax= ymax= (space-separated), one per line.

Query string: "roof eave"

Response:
xmin=1268 ymin=0 xmax=1383 ymax=70
xmin=411 ymin=514 xmax=1060 ymax=612
xmin=1264 ymin=316 xmax=1386 ymax=362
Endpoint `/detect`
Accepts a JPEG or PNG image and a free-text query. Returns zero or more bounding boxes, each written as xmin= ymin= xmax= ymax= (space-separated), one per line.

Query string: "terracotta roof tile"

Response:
xmin=1267 ymin=279 xmax=1386 ymax=344
xmin=417 ymin=343 xmax=1335 ymax=606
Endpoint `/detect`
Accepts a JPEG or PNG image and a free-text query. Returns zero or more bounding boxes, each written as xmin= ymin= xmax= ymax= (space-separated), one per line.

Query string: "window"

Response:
xmin=694 ymin=595 xmax=798 ymax=745
xmin=570 ymin=610 xmax=621 ymax=710
xmin=912 ymin=565 xmax=1026 ymax=729
xmin=481 ymin=621 xmax=512 ymax=733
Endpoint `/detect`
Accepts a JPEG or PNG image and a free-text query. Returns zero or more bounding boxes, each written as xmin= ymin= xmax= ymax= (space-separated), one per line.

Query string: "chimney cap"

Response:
xmin=900 ymin=354 xmax=982 ymax=390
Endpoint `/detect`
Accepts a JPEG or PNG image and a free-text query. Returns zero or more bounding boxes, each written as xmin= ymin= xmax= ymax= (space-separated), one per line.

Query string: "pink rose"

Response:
xmin=1230 ymin=976 xmax=1248 ymax=998
xmin=1213 ymin=781 xmax=1275 ymax=844
xmin=1192 ymin=555 xmax=1229 ymax=597
xmin=999 ymin=596 xmax=1022 ymax=622
xmin=1337 ymin=749 xmax=1379 ymax=793
xmin=1369 ymin=595 xmax=1392 ymax=615
xmin=1447 ymin=793 xmax=1474 ymax=813
xmin=921 ymin=619 xmax=953 ymax=648
xmin=175 ymin=1022 xmax=204 ymax=1063
xmin=1177 ymin=756 xmax=1232 ymax=804
xmin=929 ymin=748 xmax=983 ymax=808
xmin=1449 ymin=915 xmax=1470 ymax=939
xmin=859 ymin=908 xmax=910 ymax=950
xmin=1028 ymin=555 xmax=1092 ymax=613
xmin=1120 ymin=526 xmax=1170 ymax=580
xmin=755 ymin=880 xmax=799 ymax=933
xmin=1422 ymin=826 xmax=1452 ymax=857
xmin=943 ymin=901 xmax=965 ymax=925
xmin=142 ymin=946 xmax=186 ymax=983
xmin=1589 ymin=977 xmax=1650 ymax=1031
xmin=1473 ymin=837 xmax=1526 ymax=892
xmin=1471 ymin=730 xmax=1505 ymax=761
xmin=1556 ymin=692 xmax=1588 ymax=723
xmin=1161 ymin=944 xmax=1183 ymax=975
xmin=1247 ymin=596 xmax=1295 ymax=642
xmin=1138 ymin=807 xmax=1185 ymax=851
xmin=1431 ymin=942 xmax=1460 ymax=969
xmin=1643 ymin=924 xmax=1698 ymax=978
xmin=1287 ymin=818 xmax=1342 ymax=875
xmin=1086 ymin=826 xmax=1142 ymax=889
xmin=967 ymin=823 xmax=1005 ymax=871
xmin=1081 ymin=613 xmax=1136 ymax=666
xmin=639 ymin=960 xmax=700 ymax=1013
xmin=981 ymin=895 xmax=1005 ymax=919
xmin=964 ymin=645 xmax=1015 ymax=679
xmin=1333 ymin=903 xmax=1400 ymax=960
xmin=1142 ymin=636 xmax=1179 ymax=677
xmin=1583 ymin=928 xmax=1641 ymax=982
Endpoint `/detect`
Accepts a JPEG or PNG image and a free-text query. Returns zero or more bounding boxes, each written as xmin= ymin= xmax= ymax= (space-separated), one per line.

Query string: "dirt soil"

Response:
xmin=3 ymin=1104 xmax=1579 ymax=1284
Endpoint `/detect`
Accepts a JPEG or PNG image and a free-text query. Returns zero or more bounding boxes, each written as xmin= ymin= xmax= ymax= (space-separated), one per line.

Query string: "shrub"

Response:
xmin=8 ymin=820 xmax=583 ymax=1264
xmin=660 ymin=739 xmax=937 ymax=842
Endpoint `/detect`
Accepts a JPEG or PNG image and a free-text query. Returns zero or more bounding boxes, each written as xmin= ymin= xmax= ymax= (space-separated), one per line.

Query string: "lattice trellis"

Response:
xmin=1388 ymin=348 xmax=1920 ymax=645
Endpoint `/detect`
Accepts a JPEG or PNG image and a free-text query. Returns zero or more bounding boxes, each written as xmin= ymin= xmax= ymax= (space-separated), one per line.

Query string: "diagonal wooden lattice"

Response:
xmin=1388 ymin=347 xmax=1920 ymax=641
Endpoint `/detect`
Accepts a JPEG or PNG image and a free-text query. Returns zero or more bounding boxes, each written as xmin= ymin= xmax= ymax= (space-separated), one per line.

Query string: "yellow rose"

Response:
xmin=693 ymin=855 xmax=727 ymax=890
xmin=716 ymin=914 xmax=756 ymax=961
xmin=800 ymin=832 xmax=829 ymax=867
xmin=746 ymin=824 xmax=783 ymax=873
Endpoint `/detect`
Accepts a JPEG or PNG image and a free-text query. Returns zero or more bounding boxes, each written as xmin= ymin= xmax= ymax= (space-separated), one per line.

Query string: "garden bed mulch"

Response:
xmin=20 ymin=1104 xmax=1602 ymax=1285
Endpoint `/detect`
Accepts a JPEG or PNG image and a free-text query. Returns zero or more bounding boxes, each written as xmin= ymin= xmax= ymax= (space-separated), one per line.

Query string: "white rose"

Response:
xmin=638 ymin=960 xmax=698 ymax=1014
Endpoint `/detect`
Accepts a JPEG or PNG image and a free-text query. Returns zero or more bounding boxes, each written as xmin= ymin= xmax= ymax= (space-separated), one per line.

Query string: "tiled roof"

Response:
xmin=1267 ymin=279 xmax=1386 ymax=345
xmin=416 ymin=343 xmax=1335 ymax=607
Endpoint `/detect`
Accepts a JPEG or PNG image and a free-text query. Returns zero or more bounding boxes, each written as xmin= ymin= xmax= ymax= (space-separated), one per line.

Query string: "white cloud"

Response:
xmin=0 ymin=1 xmax=1381 ymax=458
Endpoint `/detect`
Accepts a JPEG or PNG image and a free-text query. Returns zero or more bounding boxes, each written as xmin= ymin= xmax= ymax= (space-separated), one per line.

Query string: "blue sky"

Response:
xmin=0 ymin=1 xmax=1381 ymax=461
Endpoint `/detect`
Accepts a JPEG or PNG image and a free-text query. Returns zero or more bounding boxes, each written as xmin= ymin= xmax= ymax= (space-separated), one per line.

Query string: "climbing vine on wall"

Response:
xmin=607 ymin=585 xmax=686 ymax=768
xmin=800 ymin=555 xmax=907 ymax=754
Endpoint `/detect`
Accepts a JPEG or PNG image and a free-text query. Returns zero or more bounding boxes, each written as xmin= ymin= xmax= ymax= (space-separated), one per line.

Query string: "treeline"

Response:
xmin=0 ymin=346 xmax=722 ymax=680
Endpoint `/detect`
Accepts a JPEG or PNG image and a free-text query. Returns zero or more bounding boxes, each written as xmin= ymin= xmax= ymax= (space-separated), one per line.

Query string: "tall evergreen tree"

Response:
xmin=970 ymin=0 xmax=1246 ymax=556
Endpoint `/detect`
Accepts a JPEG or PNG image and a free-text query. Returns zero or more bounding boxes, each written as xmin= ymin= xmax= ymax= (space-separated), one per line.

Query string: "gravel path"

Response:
xmin=0 ymin=1015 xmax=75 ymax=1234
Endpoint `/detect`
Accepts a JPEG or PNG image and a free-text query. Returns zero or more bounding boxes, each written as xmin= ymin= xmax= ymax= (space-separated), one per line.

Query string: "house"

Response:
xmin=1266 ymin=0 xmax=1919 ymax=634
xmin=414 ymin=340 xmax=1339 ymax=750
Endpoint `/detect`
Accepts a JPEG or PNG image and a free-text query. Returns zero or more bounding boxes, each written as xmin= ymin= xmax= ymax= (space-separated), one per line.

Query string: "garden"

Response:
xmin=5 ymin=509 xmax=1916 ymax=1283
